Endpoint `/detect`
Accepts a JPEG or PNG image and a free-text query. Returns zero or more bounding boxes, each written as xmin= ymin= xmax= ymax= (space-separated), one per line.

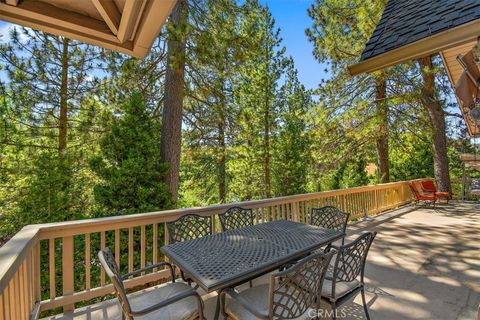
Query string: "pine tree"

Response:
xmin=0 ymin=28 xmax=102 ymax=238
xmin=306 ymin=0 xmax=391 ymax=182
xmin=273 ymin=59 xmax=311 ymax=196
xmin=90 ymin=94 xmax=171 ymax=214
xmin=418 ymin=56 xmax=452 ymax=193
xmin=182 ymin=0 xmax=246 ymax=204
xmin=161 ymin=0 xmax=189 ymax=206
xmin=230 ymin=2 xmax=288 ymax=200
xmin=0 ymin=28 xmax=101 ymax=154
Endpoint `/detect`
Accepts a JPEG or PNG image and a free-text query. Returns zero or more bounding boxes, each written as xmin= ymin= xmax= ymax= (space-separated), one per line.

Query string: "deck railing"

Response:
xmin=0 ymin=179 xmax=423 ymax=319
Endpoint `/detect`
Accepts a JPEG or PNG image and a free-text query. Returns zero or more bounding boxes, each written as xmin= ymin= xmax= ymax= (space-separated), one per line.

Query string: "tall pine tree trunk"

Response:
xmin=264 ymin=101 xmax=271 ymax=198
xmin=218 ymin=106 xmax=226 ymax=203
xmin=375 ymin=73 xmax=389 ymax=183
xmin=58 ymin=38 xmax=69 ymax=154
xmin=263 ymin=41 xmax=272 ymax=199
xmin=418 ymin=56 xmax=452 ymax=193
xmin=161 ymin=0 xmax=187 ymax=205
xmin=218 ymin=76 xmax=227 ymax=203
xmin=263 ymin=71 xmax=272 ymax=198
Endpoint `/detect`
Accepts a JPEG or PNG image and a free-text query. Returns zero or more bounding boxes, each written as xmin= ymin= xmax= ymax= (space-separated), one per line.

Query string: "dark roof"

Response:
xmin=360 ymin=0 xmax=480 ymax=61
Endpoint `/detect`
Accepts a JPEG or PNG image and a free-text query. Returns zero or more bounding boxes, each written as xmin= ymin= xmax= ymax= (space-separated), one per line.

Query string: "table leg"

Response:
xmin=214 ymin=291 xmax=221 ymax=320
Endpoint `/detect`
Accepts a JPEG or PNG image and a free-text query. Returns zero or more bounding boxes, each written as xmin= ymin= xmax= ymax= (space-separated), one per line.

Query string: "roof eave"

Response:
xmin=348 ymin=19 xmax=480 ymax=76
xmin=439 ymin=50 xmax=479 ymax=138
xmin=0 ymin=0 xmax=177 ymax=59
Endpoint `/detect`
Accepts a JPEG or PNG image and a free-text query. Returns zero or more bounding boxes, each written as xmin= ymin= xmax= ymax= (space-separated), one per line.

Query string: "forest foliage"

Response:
xmin=0 ymin=0 xmax=477 ymax=244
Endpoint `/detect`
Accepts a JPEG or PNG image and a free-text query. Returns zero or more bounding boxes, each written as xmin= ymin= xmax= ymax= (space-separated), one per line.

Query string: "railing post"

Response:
xmin=292 ymin=202 xmax=300 ymax=222
xmin=62 ymin=236 xmax=74 ymax=312
xmin=85 ymin=233 xmax=91 ymax=291
xmin=49 ymin=239 xmax=55 ymax=299
xmin=34 ymin=243 xmax=41 ymax=303
xmin=128 ymin=228 xmax=134 ymax=274
xmin=153 ymin=224 xmax=158 ymax=266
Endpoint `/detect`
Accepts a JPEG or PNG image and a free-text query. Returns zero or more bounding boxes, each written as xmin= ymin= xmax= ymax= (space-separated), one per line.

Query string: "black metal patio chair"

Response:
xmin=322 ymin=232 xmax=377 ymax=320
xmin=167 ymin=214 xmax=213 ymax=285
xmin=310 ymin=206 xmax=350 ymax=245
xmin=219 ymin=207 xmax=254 ymax=232
xmin=167 ymin=213 xmax=213 ymax=244
xmin=220 ymin=251 xmax=334 ymax=320
xmin=98 ymin=247 xmax=205 ymax=320
xmin=219 ymin=206 xmax=256 ymax=287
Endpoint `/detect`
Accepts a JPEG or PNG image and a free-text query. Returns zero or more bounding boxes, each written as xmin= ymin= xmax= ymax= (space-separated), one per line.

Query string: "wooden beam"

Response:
xmin=0 ymin=3 xmax=136 ymax=56
xmin=0 ymin=1 xmax=118 ymax=42
xmin=117 ymin=0 xmax=145 ymax=43
xmin=132 ymin=0 xmax=177 ymax=57
xmin=440 ymin=49 xmax=480 ymax=138
xmin=0 ymin=0 xmax=176 ymax=59
xmin=91 ymin=0 xmax=121 ymax=35
xmin=348 ymin=19 xmax=480 ymax=75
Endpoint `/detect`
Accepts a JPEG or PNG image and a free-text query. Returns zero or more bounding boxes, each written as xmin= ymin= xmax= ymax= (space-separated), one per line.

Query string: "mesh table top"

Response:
xmin=161 ymin=220 xmax=343 ymax=292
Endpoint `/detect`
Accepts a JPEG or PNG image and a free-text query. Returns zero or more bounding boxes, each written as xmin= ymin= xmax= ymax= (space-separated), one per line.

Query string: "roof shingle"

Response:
xmin=360 ymin=0 xmax=480 ymax=61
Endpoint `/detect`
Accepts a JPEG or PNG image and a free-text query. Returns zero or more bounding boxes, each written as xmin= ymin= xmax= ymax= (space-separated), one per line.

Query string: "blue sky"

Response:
xmin=0 ymin=1 xmax=326 ymax=90
xmin=261 ymin=0 xmax=328 ymax=89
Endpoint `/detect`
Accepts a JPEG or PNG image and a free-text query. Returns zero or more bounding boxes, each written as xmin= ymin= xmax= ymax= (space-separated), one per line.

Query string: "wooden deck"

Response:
xmin=45 ymin=201 xmax=480 ymax=320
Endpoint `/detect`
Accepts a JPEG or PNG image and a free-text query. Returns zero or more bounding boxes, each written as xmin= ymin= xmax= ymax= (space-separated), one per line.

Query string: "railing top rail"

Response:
xmin=409 ymin=178 xmax=435 ymax=183
xmin=34 ymin=180 xmax=415 ymax=239
xmin=0 ymin=225 xmax=39 ymax=293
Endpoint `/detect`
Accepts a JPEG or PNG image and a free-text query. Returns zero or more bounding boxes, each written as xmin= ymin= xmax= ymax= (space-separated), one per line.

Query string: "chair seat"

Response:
xmin=225 ymin=284 xmax=312 ymax=320
xmin=435 ymin=192 xmax=449 ymax=198
xmin=128 ymin=282 xmax=200 ymax=320
xmin=416 ymin=194 xmax=436 ymax=200
xmin=321 ymin=278 xmax=361 ymax=300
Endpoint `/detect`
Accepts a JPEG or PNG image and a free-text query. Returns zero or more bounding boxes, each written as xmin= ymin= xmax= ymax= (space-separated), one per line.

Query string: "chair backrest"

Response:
xmin=310 ymin=206 xmax=350 ymax=234
xmin=219 ymin=207 xmax=254 ymax=232
xmin=408 ymin=182 xmax=420 ymax=197
xmin=98 ymin=247 xmax=133 ymax=319
xmin=421 ymin=180 xmax=437 ymax=193
xmin=414 ymin=181 xmax=435 ymax=196
xmin=167 ymin=214 xmax=212 ymax=244
xmin=332 ymin=232 xmax=376 ymax=283
xmin=269 ymin=251 xmax=333 ymax=319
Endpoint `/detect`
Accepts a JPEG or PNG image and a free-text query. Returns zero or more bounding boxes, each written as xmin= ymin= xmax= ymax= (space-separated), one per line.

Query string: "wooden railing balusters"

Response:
xmin=62 ymin=236 xmax=74 ymax=312
xmin=100 ymin=232 xmax=106 ymax=286
xmin=128 ymin=228 xmax=133 ymax=275
xmin=48 ymin=239 xmax=55 ymax=299
xmin=0 ymin=292 xmax=4 ymax=320
xmin=153 ymin=224 xmax=158 ymax=267
xmin=140 ymin=225 xmax=146 ymax=275
xmin=114 ymin=229 xmax=120 ymax=267
xmin=0 ymin=179 xmax=427 ymax=318
xmin=85 ymin=233 xmax=91 ymax=290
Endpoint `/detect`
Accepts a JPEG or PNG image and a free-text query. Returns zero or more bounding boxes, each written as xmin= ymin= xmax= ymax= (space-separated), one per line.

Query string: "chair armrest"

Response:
xmin=130 ymin=287 xmax=201 ymax=317
xmin=122 ymin=262 xmax=175 ymax=281
xmin=221 ymin=288 xmax=269 ymax=319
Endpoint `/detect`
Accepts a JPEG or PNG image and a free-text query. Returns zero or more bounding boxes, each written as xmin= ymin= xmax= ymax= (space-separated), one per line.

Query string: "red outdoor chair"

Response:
xmin=408 ymin=182 xmax=436 ymax=206
xmin=420 ymin=180 xmax=450 ymax=203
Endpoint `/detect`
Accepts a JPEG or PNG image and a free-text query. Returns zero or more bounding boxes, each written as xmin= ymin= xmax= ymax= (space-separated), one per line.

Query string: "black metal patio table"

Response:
xmin=161 ymin=219 xmax=344 ymax=319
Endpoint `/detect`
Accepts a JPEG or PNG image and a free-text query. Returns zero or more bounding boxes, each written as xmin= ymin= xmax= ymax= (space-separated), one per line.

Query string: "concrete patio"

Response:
xmin=47 ymin=201 xmax=480 ymax=320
